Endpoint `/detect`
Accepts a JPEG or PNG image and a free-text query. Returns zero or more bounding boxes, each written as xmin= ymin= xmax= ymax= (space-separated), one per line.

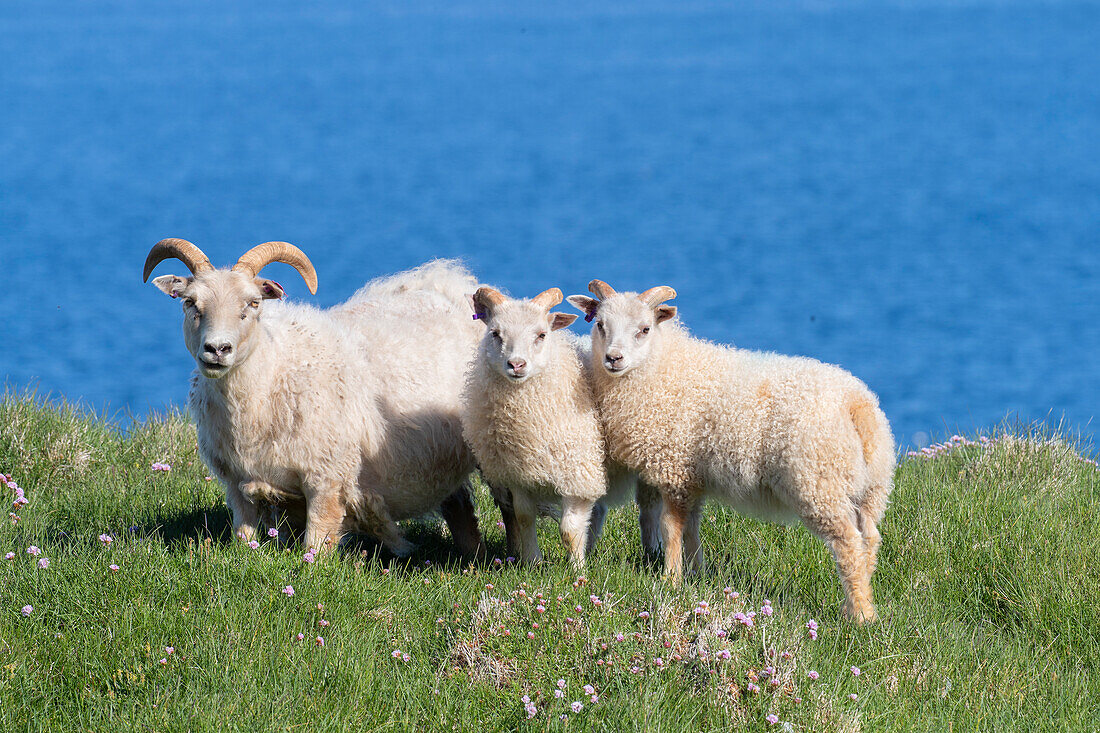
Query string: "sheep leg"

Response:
xmin=585 ymin=501 xmax=609 ymax=555
xmin=683 ymin=501 xmax=706 ymax=576
xmin=487 ymin=481 xmax=520 ymax=557
xmin=439 ymin=481 xmax=486 ymax=558
xmin=660 ymin=495 xmax=689 ymax=585
xmin=303 ymin=487 xmax=348 ymax=554
xmin=228 ymin=481 xmax=261 ymax=542
xmin=636 ymin=480 xmax=663 ymax=562
xmin=354 ymin=488 xmax=416 ymax=558
xmin=510 ymin=490 xmax=542 ymax=564
xmin=561 ymin=496 xmax=596 ymax=568
xmin=804 ymin=509 xmax=877 ymax=623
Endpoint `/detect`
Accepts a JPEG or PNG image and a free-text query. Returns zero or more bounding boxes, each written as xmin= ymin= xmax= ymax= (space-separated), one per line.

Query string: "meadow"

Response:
xmin=1 ymin=390 xmax=1098 ymax=731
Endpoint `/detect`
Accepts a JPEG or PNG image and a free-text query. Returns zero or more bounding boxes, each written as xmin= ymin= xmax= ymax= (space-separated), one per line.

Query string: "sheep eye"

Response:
xmin=536 ymin=332 xmax=547 ymax=342
xmin=596 ymin=322 xmax=605 ymax=333
xmin=183 ymin=299 xmax=195 ymax=309
xmin=640 ymin=326 xmax=650 ymax=335
xmin=249 ymin=300 xmax=260 ymax=309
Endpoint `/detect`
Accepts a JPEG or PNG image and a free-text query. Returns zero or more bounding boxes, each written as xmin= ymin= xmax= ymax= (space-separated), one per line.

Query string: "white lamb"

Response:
xmin=143 ymin=238 xmax=485 ymax=556
xmin=568 ymin=280 xmax=895 ymax=622
xmin=461 ymin=286 xmax=661 ymax=567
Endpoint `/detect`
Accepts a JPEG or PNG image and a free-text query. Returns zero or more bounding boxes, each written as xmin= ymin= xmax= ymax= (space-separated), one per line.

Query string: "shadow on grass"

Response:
xmin=135 ymin=503 xmax=510 ymax=570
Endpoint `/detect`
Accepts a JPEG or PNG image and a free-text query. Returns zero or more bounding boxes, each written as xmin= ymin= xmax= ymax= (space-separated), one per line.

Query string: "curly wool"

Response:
xmin=462 ymin=332 xmax=607 ymax=503
xmin=593 ymin=323 xmax=895 ymax=527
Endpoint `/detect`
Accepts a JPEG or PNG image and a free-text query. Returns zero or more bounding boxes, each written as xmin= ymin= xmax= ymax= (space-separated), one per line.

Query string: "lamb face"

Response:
xmin=567 ymin=281 xmax=676 ymax=377
xmin=471 ymin=286 xmax=577 ymax=383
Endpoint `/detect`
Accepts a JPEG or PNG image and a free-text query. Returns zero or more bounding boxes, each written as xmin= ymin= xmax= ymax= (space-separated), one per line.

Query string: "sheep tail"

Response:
xmin=848 ymin=394 xmax=883 ymax=467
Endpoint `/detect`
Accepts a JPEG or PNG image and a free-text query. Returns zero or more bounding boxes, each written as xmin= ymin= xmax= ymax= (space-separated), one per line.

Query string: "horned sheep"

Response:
xmin=144 ymin=239 xmax=486 ymax=557
xmin=461 ymin=286 xmax=661 ymax=567
xmin=568 ymin=280 xmax=895 ymax=622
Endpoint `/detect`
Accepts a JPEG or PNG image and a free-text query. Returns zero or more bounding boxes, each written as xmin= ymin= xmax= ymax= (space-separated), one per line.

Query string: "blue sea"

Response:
xmin=1 ymin=0 xmax=1098 ymax=449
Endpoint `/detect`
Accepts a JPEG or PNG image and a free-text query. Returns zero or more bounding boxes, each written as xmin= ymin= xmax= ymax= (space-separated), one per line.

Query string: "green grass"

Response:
xmin=1 ymin=390 xmax=1098 ymax=731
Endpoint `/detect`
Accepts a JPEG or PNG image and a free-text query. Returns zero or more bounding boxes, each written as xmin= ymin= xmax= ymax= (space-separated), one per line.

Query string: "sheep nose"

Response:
xmin=507 ymin=358 xmax=527 ymax=373
xmin=204 ymin=341 xmax=233 ymax=358
xmin=605 ymin=352 xmax=624 ymax=367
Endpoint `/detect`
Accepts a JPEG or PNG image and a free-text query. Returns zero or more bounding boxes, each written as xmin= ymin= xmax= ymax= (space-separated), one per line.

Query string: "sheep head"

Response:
xmin=567 ymin=280 xmax=677 ymax=377
xmin=472 ymin=285 xmax=577 ymax=383
xmin=143 ymin=239 xmax=318 ymax=379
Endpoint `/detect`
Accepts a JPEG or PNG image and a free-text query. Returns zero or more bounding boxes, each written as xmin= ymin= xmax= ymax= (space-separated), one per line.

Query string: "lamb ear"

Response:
xmin=655 ymin=304 xmax=677 ymax=323
xmin=566 ymin=295 xmax=600 ymax=323
xmin=550 ymin=313 xmax=577 ymax=331
xmin=152 ymin=275 xmax=191 ymax=299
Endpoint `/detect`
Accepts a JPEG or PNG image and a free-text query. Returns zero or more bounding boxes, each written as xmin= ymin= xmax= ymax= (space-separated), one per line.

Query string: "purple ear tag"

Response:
xmin=472 ymin=313 xmax=481 ymax=320
xmin=585 ymin=312 xmax=595 ymax=323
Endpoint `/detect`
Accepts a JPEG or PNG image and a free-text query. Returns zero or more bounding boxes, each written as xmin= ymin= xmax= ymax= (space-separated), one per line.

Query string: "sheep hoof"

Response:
xmin=387 ymin=537 xmax=417 ymax=558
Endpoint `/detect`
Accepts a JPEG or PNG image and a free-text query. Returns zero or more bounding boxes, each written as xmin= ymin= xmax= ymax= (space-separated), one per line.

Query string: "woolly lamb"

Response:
xmin=143 ymin=239 xmax=485 ymax=557
xmin=462 ymin=286 xmax=661 ymax=567
xmin=568 ymin=280 xmax=895 ymax=622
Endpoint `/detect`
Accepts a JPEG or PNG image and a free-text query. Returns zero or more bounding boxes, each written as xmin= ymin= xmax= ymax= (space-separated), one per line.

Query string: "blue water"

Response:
xmin=1 ymin=0 xmax=1098 ymax=448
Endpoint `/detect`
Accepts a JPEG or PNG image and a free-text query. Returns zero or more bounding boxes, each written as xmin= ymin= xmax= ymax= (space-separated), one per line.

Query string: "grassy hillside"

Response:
xmin=1 ymin=392 xmax=1098 ymax=731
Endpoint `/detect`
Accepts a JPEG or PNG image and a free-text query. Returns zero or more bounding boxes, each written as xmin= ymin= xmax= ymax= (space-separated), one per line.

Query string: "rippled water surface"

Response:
xmin=2 ymin=0 xmax=1098 ymax=447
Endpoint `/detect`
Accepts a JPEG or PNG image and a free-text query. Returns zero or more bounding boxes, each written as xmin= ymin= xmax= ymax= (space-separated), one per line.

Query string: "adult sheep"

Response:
xmin=568 ymin=280 xmax=895 ymax=622
xmin=144 ymin=238 xmax=485 ymax=556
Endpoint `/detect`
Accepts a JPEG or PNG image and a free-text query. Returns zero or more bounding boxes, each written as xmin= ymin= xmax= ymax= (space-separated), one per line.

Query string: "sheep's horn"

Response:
xmin=639 ymin=286 xmax=677 ymax=307
xmin=143 ymin=238 xmax=214 ymax=282
xmin=531 ymin=287 xmax=563 ymax=310
xmin=473 ymin=286 xmax=507 ymax=309
xmin=232 ymin=242 xmax=318 ymax=294
xmin=588 ymin=279 xmax=617 ymax=300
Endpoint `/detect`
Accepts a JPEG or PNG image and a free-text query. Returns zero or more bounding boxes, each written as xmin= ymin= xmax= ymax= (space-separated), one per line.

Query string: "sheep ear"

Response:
xmin=550 ymin=313 xmax=577 ymax=331
xmin=655 ymin=305 xmax=677 ymax=323
xmin=257 ymin=279 xmax=285 ymax=300
xmin=152 ymin=275 xmax=191 ymax=299
xmin=567 ymin=295 xmax=599 ymax=322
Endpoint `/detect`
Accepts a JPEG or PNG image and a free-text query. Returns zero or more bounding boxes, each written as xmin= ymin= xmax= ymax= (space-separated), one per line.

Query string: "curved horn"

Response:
xmin=530 ymin=287 xmax=563 ymax=310
xmin=588 ymin=279 xmax=617 ymax=300
xmin=232 ymin=242 xmax=318 ymax=294
xmin=143 ymin=238 xmax=214 ymax=282
xmin=639 ymin=285 xmax=677 ymax=307
xmin=473 ymin=286 xmax=506 ymax=309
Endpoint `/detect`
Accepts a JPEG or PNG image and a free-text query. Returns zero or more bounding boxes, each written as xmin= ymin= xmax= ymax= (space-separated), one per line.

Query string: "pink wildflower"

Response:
xmin=26 ymin=546 xmax=40 ymax=556
xmin=21 ymin=605 xmax=32 ymax=616
xmin=849 ymin=693 xmax=858 ymax=701
xmin=267 ymin=528 xmax=279 ymax=538
xmin=247 ymin=540 xmax=259 ymax=549
xmin=557 ymin=679 xmax=566 ymax=689
xmin=98 ymin=534 xmax=113 ymax=545
xmin=37 ymin=558 xmax=49 ymax=569
xmin=282 ymin=585 xmax=295 ymax=597
xmin=303 ymin=551 xmax=315 ymax=564
xmin=319 ymin=619 xmax=329 ymax=627
xmin=109 ymin=564 xmax=119 ymax=572
xmin=766 ymin=714 xmax=779 ymax=725
xmin=165 ymin=646 xmax=174 ymax=655
xmin=315 ymin=637 xmax=324 ymax=646
xmin=746 ymin=683 xmax=760 ymax=694
xmin=296 ymin=633 xmax=305 ymax=641
xmin=851 ymin=666 xmax=861 ymax=676
xmin=638 ymin=611 xmax=650 ymax=619
xmin=159 ymin=658 xmax=167 ymax=665
xmin=570 ymin=701 xmax=583 ymax=713
xmin=808 ymin=670 xmax=819 ymax=680
xmin=4 ymin=552 xmax=14 ymax=561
